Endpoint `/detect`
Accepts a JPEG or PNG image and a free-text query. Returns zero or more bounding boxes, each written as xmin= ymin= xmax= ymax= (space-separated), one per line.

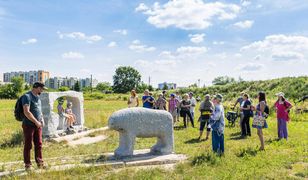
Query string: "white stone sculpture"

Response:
xmin=40 ymin=91 xmax=84 ymax=137
xmin=108 ymin=107 xmax=174 ymax=157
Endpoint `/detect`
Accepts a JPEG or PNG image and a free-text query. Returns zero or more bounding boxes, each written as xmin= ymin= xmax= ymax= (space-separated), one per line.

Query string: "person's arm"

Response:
xmin=285 ymin=101 xmax=293 ymax=112
xmin=136 ymin=97 xmax=139 ymax=107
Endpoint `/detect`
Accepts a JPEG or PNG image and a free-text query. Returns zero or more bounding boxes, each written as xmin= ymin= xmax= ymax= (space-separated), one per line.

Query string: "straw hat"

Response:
xmin=275 ymin=92 xmax=285 ymax=97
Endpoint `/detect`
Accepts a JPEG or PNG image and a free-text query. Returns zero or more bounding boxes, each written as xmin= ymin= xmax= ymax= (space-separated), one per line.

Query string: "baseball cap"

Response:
xmin=33 ymin=82 xmax=48 ymax=90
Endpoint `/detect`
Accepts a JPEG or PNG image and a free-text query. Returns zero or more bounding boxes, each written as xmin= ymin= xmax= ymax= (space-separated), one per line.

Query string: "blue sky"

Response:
xmin=0 ymin=0 xmax=308 ymax=87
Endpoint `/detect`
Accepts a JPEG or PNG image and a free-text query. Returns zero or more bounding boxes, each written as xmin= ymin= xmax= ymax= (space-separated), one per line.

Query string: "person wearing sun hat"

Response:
xmin=209 ymin=94 xmax=225 ymax=154
xmin=274 ymin=92 xmax=293 ymax=140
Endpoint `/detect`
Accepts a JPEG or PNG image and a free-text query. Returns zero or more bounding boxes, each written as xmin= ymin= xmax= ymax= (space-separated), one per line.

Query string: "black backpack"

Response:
xmin=14 ymin=95 xmax=25 ymax=121
xmin=264 ymin=105 xmax=270 ymax=118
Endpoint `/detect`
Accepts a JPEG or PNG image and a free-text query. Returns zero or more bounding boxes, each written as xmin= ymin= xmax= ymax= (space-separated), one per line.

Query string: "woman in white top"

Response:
xmin=128 ymin=90 xmax=139 ymax=108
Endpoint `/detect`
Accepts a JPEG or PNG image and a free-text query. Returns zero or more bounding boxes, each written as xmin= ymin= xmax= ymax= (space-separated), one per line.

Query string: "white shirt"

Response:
xmin=128 ymin=96 xmax=138 ymax=108
xmin=190 ymin=97 xmax=196 ymax=112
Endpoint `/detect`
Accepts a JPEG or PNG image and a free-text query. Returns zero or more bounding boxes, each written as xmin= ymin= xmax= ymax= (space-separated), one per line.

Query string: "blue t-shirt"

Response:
xmin=21 ymin=91 xmax=42 ymax=127
xmin=142 ymin=95 xmax=154 ymax=108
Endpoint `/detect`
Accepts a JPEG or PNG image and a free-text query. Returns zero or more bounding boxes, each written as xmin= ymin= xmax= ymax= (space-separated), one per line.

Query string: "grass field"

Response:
xmin=0 ymin=98 xmax=307 ymax=179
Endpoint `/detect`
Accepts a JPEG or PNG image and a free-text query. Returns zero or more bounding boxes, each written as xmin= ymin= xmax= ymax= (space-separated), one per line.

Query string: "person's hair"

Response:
xmin=131 ymin=90 xmax=136 ymax=97
xmin=243 ymin=93 xmax=249 ymax=99
xmin=258 ymin=91 xmax=266 ymax=103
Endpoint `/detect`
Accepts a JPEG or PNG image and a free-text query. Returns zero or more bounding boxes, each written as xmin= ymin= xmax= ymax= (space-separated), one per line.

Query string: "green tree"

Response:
xmin=212 ymin=76 xmax=236 ymax=85
xmin=59 ymin=86 xmax=70 ymax=92
xmin=136 ymin=82 xmax=149 ymax=93
xmin=11 ymin=77 xmax=24 ymax=95
xmin=113 ymin=66 xmax=141 ymax=93
xmin=73 ymin=81 xmax=81 ymax=92
xmin=96 ymin=82 xmax=112 ymax=92
xmin=163 ymin=83 xmax=168 ymax=90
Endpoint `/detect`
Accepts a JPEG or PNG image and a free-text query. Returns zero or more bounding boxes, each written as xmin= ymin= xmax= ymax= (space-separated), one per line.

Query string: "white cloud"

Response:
xmin=80 ymin=69 xmax=91 ymax=73
xmin=176 ymin=46 xmax=207 ymax=55
xmin=213 ymin=41 xmax=225 ymax=45
xmin=136 ymin=0 xmax=241 ymax=30
xmin=62 ymin=52 xmax=84 ymax=59
xmin=254 ymin=55 xmax=261 ymax=60
xmin=236 ymin=63 xmax=264 ymax=71
xmin=272 ymin=52 xmax=304 ymax=61
xmin=113 ymin=29 xmax=128 ymax=35
xmin=241 ymin=34 xmax=308 ymax=61
xmin=135 ymin=3 xmax=149 ymax=12
xmin=129 ymin=40 xmax=156 ymax=52
xmin=57 ymin=31 xmax=102 ymax=43
xmin=22 ymin=38 xmax=37 ymax=45
xmin=108 ymin=41 xmax=117 ymax=47
xmin=234 ymin=53 xmax=242 ymax=58
xmin=233 ymin=20 xmax=254 ymax=29
xmin=189 ymin=33 xmax=205 ymax=44
xmin=241 ymin=0 xmax=251 ymax=7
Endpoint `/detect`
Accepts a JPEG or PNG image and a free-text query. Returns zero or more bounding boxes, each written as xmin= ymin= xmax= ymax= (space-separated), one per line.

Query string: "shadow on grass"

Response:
xmin=265 ymin=138 xmax=281 ymax=144
xmin=184 ymin=138 xmax=202 ymax=144
xmin=229 ymin=132 xmax=241 ymax=137
xmin=0 ymin=130 xmax=23 ymax=148
xmin=173 ymin=126 xmax=186 ymax=131
xmin=82 ymin=155 xmax=107 ymax=164
xmin=191 ymin=152 xmax=220 ymax=166
xmin=229 ymin=136 xmax=246 ymax=141
xmin=236 ymin=147 xmax=258 ymax=157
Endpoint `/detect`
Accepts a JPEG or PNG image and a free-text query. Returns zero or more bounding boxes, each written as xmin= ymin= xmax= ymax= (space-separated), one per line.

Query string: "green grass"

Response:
xmin=0 ymin=98 xmax=307 ymax=179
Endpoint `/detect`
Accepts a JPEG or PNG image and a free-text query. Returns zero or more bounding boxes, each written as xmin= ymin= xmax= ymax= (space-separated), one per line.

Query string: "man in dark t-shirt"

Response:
xmin=21 ymin=82 xmax=47 ymax=170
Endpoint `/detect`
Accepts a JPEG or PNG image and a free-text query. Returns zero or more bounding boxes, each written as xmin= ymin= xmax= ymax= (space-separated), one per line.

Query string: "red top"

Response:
xmin=274 ymin=100 xmax=291 ymax=121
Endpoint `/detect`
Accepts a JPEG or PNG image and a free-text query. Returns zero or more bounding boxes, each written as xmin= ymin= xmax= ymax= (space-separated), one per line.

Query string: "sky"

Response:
xmin=0 ymin=0 xmax=308 ymax=87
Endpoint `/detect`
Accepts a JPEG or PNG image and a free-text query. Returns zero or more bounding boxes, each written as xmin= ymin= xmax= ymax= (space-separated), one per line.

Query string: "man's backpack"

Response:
xmin=14 ymin=96 xmax=25 ymax=121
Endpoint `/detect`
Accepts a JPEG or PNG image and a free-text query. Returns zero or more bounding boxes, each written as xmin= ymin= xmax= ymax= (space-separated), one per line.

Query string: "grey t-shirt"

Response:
xmin=21 ymin=91 xmax=42 ymax=127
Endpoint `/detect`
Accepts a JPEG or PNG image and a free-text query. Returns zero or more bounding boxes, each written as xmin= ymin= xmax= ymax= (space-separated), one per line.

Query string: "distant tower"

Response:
xmin=148 ymin=76 xmax=151 ymax=86
xmin=198 ymin=79 xmax=201 ymax=88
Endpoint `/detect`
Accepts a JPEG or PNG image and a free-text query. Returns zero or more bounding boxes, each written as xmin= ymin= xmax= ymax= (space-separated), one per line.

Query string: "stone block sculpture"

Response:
xmin=40 ymin=91 xmax=84 ymax=137
xmin=108 ymin=107 xmax=174 ymax=157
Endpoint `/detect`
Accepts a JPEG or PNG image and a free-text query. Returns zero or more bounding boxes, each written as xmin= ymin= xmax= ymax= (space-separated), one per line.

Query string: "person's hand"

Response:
xmin=35 ymin=121 xmax=42 ymax=128
xmin=240 ymin=107 xmax=243 ymax=110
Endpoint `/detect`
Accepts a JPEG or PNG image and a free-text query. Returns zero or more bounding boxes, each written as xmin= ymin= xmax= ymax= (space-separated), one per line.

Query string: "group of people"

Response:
xmin=128 ymin=89 xmax=293 ymax=154
xmin=128 ymin=89 xmax=197 ymax=127
xmin=234 ymin=91 xmax=292 ymax=144
xmin=19 ymin=82 xmax=293 ymax=170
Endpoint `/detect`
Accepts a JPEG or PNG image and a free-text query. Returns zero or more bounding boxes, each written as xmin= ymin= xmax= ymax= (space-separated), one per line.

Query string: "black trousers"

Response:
xmin=182 ymin=111 xmax=194 ymax=128
xmin=241 ymin=115 xmax=251 ymax=136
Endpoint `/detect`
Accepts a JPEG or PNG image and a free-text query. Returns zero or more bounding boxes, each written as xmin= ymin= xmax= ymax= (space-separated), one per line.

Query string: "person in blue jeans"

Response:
xmin=209 ymin=94 xmax=225 ymax=155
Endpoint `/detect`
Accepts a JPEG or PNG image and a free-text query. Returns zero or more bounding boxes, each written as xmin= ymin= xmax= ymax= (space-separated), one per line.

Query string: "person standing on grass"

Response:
xmin=21 ymin=82 xmax=47 ymax=170
xmin=142 ymin=89 xmax=155 ymax=109
xmin=240 ymin=93 xmax=252 ymax=138
xmin=168 ymin=94 xmax=179 ymax=123
xmin=189 ymin=92 xmax=197 ymax=123
xmin=127 ymin=89 xmax=139 ymax=108
xmin=175 ymin=91 xmax=182 ymax=122
xmin=274 ymin=92 xmax=292 ymax=140
xmin=180 ymin=94 xmax=194 ymax=128
xmin=233 ymin=92 xmax=245 ymax=129
xmin=254 ymin=91 xmax=268 ymax=151
xmin=198 ymin=94 xmax=214 ymax=141
xmin=209 ymin=94 xmax=225 ymax=154
xmin=155 ymin=93 xmax=167 ymax=110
